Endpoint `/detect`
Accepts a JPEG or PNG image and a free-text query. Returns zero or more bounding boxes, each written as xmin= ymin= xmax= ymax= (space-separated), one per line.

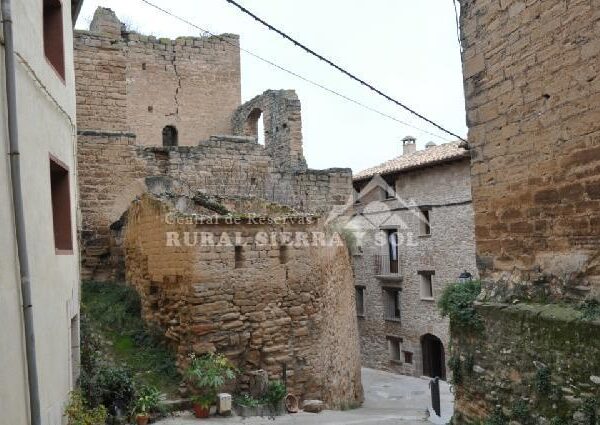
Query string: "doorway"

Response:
xmin=421 ymin=334 xmax=446 ymax=380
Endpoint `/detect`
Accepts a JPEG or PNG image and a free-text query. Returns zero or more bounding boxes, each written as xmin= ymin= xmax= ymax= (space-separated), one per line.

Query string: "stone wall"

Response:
xmin=77 ymin=134 xmax=351 ymax=281
xmin=351 ymin=159 xmax=477 ymax=377
xmin=75 ymin=7 xmax=241 ymax=145
xmin=123 ymin=195 xmax=363 ymax=408
xmin=451 ymin=304 xmax=600 ymax=424
xmin=74 ymin=7 xmax=353 ymax=281
xmin=460 ymin=0 xmax=600 ymax=300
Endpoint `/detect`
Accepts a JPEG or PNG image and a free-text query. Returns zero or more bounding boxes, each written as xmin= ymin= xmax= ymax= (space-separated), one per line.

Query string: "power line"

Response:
xmin=137 ymin=0 xmax=453 ymax=142
xmin=223 ymin=0 xmax=466 ymax=142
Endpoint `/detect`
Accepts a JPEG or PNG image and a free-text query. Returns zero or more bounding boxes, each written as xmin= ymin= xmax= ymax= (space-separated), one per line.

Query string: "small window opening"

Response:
xmin=387 ymin=336 xmax=402 ymax=361
xmin=234 ymin=245 xmax=244 ymax=269
xmin=148 ymin=105 xmax=153 ymax=112
xmin=50 ymin=157 xmax=73 ymax=252
xmin=384 ymin=175 xmax=396 ymax=199
xmin=355 ymin=286 xmax=365 ymax=317
xmin=142 ymin=62 xmax=147 ymax=70
xmin=162 ymin=125 xmax=178 ymax=147
xmin=70 ymin=315 xmax=80 ymax=386
xmin=383 ymin=287 xmax=401 ymax=320
xmin=403 ymin=351 xmax=413 ymax=364
xmin=279 ymin=245 xmax=289 ymax=265
xmin=419 ymin=271 xmax=435 ymax=299
xmin=44 ymin=0 xmax=65 ymax=80
xmin=419 ymin=207 xmax=431 ymax=235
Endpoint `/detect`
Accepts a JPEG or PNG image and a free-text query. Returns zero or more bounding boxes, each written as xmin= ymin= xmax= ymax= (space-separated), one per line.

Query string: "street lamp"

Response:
xmin=458 ymin=270 xmax=473 ymax=284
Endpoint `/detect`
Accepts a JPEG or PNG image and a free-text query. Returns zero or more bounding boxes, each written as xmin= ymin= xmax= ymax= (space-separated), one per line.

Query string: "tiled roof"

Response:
xmin=353 ymin=141 xmax=469 ymax=181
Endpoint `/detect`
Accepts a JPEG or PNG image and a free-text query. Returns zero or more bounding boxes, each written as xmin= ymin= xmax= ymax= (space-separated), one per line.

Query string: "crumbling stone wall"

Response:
xmin=75 ymin=8 xmax=352 ymax=281
xmin=76 ymin=7 xmax=240 ymax=145
xmin=460 ymin=0 xmax=600 ymax=301
xmin=123 ymin=195 xmax=363 ymax=408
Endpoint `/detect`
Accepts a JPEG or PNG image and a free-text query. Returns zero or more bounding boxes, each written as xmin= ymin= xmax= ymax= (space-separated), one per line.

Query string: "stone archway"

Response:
xmin=421 ymin=333 xmax=446 ymax=380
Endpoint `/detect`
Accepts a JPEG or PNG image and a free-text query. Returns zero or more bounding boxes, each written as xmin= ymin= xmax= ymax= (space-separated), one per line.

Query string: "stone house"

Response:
xmin=74 ymin=7 xmax=352 ymax=282
xmin=122 ymin=189 xmax=364 ymax=408
xmin=349 ymin=137 xmax=477 ymax=379
xmin=0 ymin=0 xmax=83 ymax=424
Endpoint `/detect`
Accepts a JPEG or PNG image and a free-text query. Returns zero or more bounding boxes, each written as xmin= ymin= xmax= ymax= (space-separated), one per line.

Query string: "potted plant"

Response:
xmin=132 ymin=386 xmax=161 ymax=425
xmin=185 ymin=353 xmax=237 ymax=419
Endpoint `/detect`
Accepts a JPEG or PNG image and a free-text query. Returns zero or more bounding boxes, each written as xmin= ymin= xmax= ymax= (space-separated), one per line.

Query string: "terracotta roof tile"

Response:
xmin=353 ymin=141 xmax=469 ymax=181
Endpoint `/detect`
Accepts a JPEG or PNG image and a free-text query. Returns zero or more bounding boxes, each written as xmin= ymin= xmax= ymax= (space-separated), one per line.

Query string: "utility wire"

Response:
xmin=223 ymin=0 xmax=466 ymax=142
xmin=137 ymin=0 xmax=453 ymax=142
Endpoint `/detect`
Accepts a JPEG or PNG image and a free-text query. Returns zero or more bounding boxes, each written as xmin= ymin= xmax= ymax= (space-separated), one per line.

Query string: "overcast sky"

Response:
xmin=76 ymin=0 xmax=467 ymax=173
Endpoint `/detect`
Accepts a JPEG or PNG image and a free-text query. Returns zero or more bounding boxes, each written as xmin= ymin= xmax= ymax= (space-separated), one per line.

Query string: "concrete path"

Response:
xmin=156 ymin=368 xmax=453 ymax=425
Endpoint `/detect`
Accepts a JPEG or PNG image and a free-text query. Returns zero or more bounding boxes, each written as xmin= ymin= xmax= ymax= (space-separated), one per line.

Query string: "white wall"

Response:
xmin=0 ymin=0 xmax=80 ymax=423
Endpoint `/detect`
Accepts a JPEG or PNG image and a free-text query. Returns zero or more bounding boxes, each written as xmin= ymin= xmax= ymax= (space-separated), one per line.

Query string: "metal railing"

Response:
xmin=374 ymin=254 xmax=401 ymax=276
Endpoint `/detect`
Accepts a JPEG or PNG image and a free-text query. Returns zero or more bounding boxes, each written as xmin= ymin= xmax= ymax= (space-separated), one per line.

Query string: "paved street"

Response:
xmin=156 ymin=368 xmax=453 ymax=425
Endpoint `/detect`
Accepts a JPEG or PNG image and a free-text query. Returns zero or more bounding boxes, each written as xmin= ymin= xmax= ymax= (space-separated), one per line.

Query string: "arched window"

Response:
xmin=244 ymin=108 xmax=265 ymax=145
xmin=162 ymin=125 xmax=178 ymax=147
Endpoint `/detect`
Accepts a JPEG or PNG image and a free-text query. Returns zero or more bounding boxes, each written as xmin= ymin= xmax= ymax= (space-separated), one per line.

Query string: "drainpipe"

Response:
xmin=1 ymin=1 xmax=42 ymax=425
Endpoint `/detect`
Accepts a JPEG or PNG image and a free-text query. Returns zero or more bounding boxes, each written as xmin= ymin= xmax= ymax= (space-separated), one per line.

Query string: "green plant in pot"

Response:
xmin=185 ymin=353 xmax=237 ymax=418
xmin=132 ymin=386 xmax=161 ymax=425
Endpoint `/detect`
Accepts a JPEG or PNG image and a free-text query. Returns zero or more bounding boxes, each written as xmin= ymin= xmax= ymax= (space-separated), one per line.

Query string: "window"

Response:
xmin=419 ymin=271 xmax=435 ymax=299
xmin=234 ymin=245 xmax=244 ymax=268
xmin=419 ymin=207 xmax=431 ymax=235
xmin=383 ymin=287 xmax=401 ymax=321
xmin=244 ymin=108 xmax=265 ymax=145
xmin=403 ymin=351 xmax=413 ymax=364
xmin=386 ymin=229 xmax=399 ymax=274
xmin=279 ymin=245 xmax=289 ymax=264
xmin=383 ymin=175 xmax=396 ymax=199
xmin=355 ymin=286 xmax=365 ymax=317
xmin=387 ymin=336 xmax=402 ymax=362
xmin=162 ymin=125 xmax=178 ymax=147
xmin=50 ymin=157 xmax=73 ymax=252
xmin=43 ymin=0 xmax=65 ymax=80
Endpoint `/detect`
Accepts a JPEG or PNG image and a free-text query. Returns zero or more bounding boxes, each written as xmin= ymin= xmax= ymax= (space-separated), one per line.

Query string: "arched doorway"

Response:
xmin=421 ymin=334 xmax=446 ymax=380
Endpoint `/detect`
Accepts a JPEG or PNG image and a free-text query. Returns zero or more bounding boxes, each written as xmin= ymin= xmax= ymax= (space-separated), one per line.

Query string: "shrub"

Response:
xmin=186 ymin=353 xmax=237 ymax=408
xmin=64 ymin=391 xmax=107 ymax=425
xmin=534 ymin=366 xmax=551 ymax=396
xmin=81 ymin=365 xmax=135 ymax=415
xmin=234 ymin=393 xmax=261 ymax=407
xmin=485 ymin=407 xmax=508 ymax=425
xmin=438 ymin=280 xmax=482 ymax=330
xmin=448 ymin=355 xmax=463 ymax=385
xmin=264 ymin=381 xmax=286 ymax=408
xmin=582 ymin=397 xmax=598 ymax=425
xmin=512 ymin=400 xmax=530 ymax=423
xmin=580 ymin=299 xmax=600 ymax=321
xmin=132 ymin=385 xmax=161 ymax=416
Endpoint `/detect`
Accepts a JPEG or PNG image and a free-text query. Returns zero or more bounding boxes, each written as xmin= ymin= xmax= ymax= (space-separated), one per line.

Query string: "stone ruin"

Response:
xmin=121 ymin=181 xmax=363 ymax=407
xmin=74 ymin=7 xmax=353 ymax=282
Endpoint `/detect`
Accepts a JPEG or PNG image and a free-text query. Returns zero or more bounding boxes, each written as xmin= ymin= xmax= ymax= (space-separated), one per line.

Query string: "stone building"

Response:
xmin=0 ymin=0 xmax=83 ymax=424
xmin=74 ymin=7 xmax=352 ymax=281
xmin=452 ymin=0 xmax=600 ymax=422
xmin=122 ymin=189 xmax=363 ymax=408
xmin=349 ymin=138 xmax=477 ymax=379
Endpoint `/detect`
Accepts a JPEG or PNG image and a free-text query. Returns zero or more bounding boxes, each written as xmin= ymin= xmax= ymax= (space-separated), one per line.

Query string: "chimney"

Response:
xmin=402 ymin=136 xmax=416 ymax=155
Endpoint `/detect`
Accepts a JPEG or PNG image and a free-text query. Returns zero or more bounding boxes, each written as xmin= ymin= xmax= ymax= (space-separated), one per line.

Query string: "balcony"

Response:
xmin=374 ymin=254 xmax=402 ymax=281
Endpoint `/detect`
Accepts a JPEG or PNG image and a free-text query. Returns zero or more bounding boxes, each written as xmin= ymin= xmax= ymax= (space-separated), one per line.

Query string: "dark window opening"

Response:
xmin=162 ymin=125 xmax=178 ymax=147
xmin=355 ymin=286 xmax=365 ymax=317
xmin=50 ymin=157 xmax=73 ymax=252
xmin=234 ymin=246 xmax=244 ymax=269
xmin=403 ymin=351 xmax=413 ymax=364
xmin=419 ymin=207 xmax=431 ymax=235
xmin=244 ymin=108 xmax=265 ymax=145
xmin=279 ymin=245 xmax=289 ymax=265
xmin=383 ymin=175 xmax=396 ymax=199
xmin=386 ymin=229 xmax=399 ymax=274
xmin=383 ymin=287 xmax=401 ymax=321
xmin=44 ymin=0 xmax=65 ymax=80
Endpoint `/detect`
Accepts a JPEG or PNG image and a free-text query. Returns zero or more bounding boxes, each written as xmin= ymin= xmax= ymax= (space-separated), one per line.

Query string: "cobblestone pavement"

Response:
xmin=155 ymin=368 xmax=453 ymax=425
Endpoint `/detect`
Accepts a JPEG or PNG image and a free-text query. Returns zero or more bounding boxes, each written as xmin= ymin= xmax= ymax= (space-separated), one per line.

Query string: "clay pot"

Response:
xmin=136 ymin=414 xmax=150 ymax=425
xmin=192 ymin=403 xmax=210 ymax=418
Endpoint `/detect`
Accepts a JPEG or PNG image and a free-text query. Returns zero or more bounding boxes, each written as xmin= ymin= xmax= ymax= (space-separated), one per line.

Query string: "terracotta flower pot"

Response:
xmin=136 ymin=413 xmax=150 ymax=425
xmin=192 ymin=403 xmax=210 ymax=418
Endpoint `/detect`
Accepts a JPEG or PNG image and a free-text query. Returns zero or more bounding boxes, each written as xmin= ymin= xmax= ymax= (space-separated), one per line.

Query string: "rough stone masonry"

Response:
xmin=74 ymin=7 xmax=352 ymax=281
xmin=453 ymin=0 xmax=600 ymax=423
xmin=123 ymin=191 xmax=364 ymax=408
